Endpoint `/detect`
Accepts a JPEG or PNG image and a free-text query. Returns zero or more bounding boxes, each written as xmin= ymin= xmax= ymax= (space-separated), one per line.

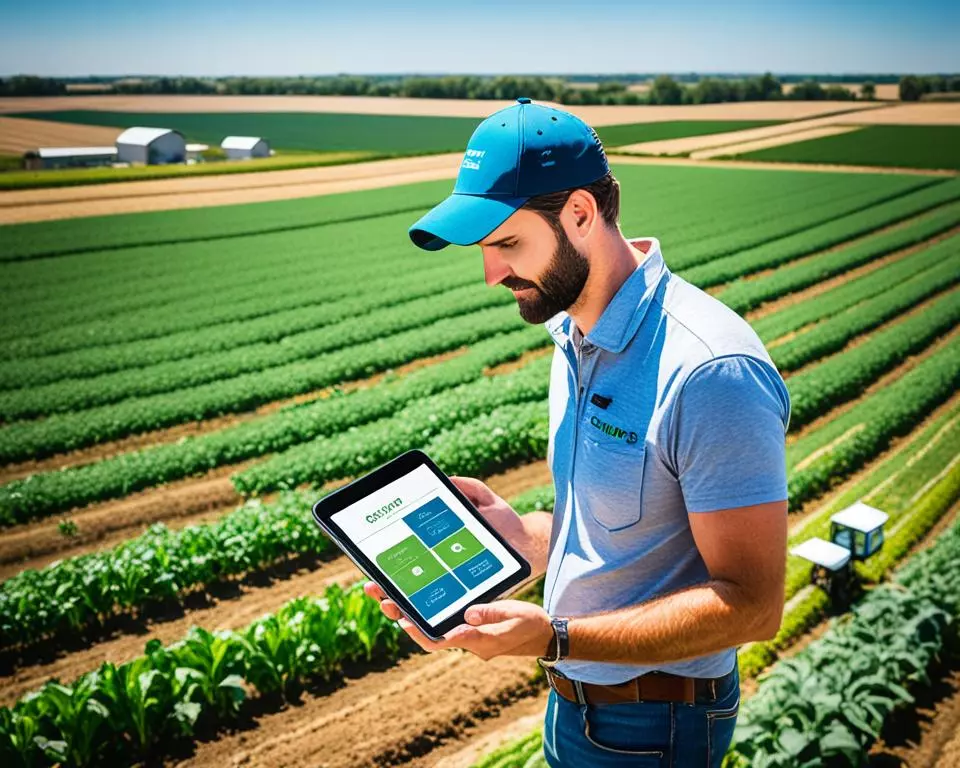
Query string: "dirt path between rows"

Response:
xmin=170 ymin=650 xmax=542 ymax=768
xmin=0 ymin=459 xmax=554 ymax=703
xmin=0 ymin=350 xmax=550 ymax=575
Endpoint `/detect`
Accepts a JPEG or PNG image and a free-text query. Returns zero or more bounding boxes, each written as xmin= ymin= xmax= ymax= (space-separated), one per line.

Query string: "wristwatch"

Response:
xmin=537 ymin=616 xmax=570 ymax=668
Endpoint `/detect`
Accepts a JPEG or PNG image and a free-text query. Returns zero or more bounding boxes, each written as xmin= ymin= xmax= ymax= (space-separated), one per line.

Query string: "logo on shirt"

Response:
xmin=589 ymin=415 xmax=638 ymax=444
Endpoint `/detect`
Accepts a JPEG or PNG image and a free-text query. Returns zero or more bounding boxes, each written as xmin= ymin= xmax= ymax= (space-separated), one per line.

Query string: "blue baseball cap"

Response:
xmin=408 ymin=97 xmax=609 ymax=251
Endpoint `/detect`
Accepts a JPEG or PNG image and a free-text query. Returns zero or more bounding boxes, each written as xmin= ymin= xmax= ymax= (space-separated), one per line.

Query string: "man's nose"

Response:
xmin=482 ymin=248 xmax=512 ymax=287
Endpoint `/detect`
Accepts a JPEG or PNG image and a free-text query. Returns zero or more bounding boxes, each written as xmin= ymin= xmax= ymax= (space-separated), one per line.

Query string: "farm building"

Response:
xmin=116 ymin=127 xmax=186 ymax=165
xmin=221 ymin=136 xmax=271 ymax=159
xmin=24 ymin=146 xmax=118 ymax=170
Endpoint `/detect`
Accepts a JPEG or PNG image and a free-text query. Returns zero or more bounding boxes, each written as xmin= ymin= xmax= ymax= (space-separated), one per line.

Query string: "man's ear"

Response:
xmin=565 ymin=188 xmax=599 ymax=236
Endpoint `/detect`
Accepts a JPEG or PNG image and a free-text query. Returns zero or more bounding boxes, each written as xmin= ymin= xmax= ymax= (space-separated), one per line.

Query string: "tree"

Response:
xmin=860 ymin=81 xmax=876 ymax=100
xmin=647 ymin=75 xmax=684 ymax=105
xmin=899 ymin=75 xmax=924 ymax=101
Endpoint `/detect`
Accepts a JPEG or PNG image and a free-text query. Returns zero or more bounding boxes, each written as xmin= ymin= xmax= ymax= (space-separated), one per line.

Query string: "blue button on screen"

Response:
xmin=408 ymin=572 xmax=467 ymax=618
xmin=404 ymin=497 xmax=464 ymax=547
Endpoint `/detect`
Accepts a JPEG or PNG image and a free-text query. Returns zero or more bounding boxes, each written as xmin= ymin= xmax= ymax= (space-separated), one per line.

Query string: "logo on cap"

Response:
xmin=462 ymin=148 xmax=486 ymax=171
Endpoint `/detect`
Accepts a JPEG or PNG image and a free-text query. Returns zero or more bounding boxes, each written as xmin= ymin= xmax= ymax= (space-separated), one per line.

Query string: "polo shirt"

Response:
xmin=542 ymin=236 xmax=791 ymax=684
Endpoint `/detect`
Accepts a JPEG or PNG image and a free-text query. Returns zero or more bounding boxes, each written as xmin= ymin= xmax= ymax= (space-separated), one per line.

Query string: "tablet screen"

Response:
xmin=331 ymin=464 xmax=523 ymax=627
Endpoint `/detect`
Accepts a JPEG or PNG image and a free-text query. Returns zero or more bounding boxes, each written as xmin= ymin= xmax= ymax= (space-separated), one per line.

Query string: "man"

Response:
xmin=363 ymin=97 xmax=790 ymax=766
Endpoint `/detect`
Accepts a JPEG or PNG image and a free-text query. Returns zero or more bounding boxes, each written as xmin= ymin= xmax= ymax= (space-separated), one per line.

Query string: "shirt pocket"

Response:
xmin=577 ymin=414 xmax=647 ymax=532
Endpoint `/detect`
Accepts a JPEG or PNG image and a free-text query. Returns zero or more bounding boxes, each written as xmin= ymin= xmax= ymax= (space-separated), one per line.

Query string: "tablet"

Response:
xmin=311 ymin=449 xmax=533 ymax=640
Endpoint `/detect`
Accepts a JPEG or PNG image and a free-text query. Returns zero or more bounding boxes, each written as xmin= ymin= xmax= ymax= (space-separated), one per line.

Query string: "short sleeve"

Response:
xmin=667 ymin=354 xmax=791 ymax=513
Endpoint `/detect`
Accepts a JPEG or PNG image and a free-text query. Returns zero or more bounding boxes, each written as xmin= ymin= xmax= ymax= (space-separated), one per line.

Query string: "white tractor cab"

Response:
xmin=790 ymin=501 xmax=889 ymax=607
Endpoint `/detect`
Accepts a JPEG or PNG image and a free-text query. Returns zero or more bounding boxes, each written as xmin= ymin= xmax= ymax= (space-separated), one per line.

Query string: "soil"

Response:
xmin=0 ymin=153 xmax=463 ymax=225
xmin=166 ymin=651 xmax=543 ymax=768
xmin=0 ymin=116 xmax=123 ymax=155
xmin=691 ymin=125 xmax=863 ymax=160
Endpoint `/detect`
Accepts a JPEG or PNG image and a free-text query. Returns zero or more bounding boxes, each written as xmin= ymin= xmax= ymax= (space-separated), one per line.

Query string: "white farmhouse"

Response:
xmin=221 ymin=136 xmax=271 ymax=160
xmin=116 ymin=127 xmax=186 ymax=165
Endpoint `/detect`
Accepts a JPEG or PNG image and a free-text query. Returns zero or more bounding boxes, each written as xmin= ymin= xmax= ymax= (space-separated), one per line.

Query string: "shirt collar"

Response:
xmin=544 ymin=236 xmax=668 ymax=354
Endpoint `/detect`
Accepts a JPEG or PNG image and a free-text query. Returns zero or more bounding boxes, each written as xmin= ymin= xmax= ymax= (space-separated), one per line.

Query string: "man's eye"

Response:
xmin=502 ymin=242 xmax=517 ymax=249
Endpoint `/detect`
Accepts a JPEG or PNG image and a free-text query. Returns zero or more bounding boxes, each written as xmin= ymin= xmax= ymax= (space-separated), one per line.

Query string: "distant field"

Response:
xmin=731 ymin=125 xmax=960 ymax=171
xmin=595 ymin=120 xmax=780 ymax=147
xmin=10 ymin=110 xmax=484 ymax=154
xmin=11 ymin=110 xmax=781 ymax=154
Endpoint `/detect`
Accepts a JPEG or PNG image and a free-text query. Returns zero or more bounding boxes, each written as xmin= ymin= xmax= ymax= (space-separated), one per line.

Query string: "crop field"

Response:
xmin=731 ymin=125 xmax=960 ymax=171
xmin=1 ymin=157 xmax=959 ymax=767
xmin=9 ymin=110 xmax=781 ymax=154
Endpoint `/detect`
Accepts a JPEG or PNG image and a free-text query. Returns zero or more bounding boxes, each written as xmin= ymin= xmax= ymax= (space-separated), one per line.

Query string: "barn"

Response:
xmin=116 ymin=127 xmax=186 ymax=165
xmin=221 ymin=136 xmax=271 ymax=160
xmin=25 ymin=146 xmax=118 ymax=170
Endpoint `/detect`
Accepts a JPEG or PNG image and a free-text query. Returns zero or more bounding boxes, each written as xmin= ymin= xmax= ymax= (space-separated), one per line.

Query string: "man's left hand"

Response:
xmin=363 ymin=581 xmax=553 ymax=661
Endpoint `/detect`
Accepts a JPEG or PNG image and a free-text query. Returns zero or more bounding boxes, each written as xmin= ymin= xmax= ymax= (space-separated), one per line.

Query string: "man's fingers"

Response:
xmin=398 ymin=616 xmax=456 ymax=652
xmin=363 ymin=581 xmax=402 ymax=619
xmin=363 ymin=581 xmax=385 ymax=600
xmin=449 ymin=475 xmax=495 ymax=505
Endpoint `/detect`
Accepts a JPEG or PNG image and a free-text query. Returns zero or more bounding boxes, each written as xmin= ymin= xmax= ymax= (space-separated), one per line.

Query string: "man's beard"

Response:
xmin=500 ymin=225 xmax=590 ymax=324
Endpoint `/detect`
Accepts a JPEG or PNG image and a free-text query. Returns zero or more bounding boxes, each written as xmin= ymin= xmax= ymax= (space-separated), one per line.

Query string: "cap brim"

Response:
xmin=408 ymin=193 xmax=529 ymax=251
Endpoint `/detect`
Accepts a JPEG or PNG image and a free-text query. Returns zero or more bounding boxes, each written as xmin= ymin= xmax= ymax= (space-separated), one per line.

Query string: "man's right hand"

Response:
xmin=363 ymin=474 xmax=550 ymax=621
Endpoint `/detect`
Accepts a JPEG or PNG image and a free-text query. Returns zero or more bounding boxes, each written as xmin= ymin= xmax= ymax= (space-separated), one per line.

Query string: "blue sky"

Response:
xmin=1 ymin=0 xmax=957 ymax=77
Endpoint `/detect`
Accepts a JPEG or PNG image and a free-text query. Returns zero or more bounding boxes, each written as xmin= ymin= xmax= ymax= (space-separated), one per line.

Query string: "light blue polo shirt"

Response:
xmin=542 ymin=237 xmax=791 ymax=684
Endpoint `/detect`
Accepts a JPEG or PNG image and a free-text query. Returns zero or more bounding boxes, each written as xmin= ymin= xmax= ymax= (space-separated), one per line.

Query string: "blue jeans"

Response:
xmin=542 ymin=664 xmax=741 ymax=767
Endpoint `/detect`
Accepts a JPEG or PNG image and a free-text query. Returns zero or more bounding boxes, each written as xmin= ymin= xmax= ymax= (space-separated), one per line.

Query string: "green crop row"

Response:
xmin=0 ymin=304 xmax=526 ymax=467
xmin=0 ymin=466 xmax=555 ymax=654
xmin=770 ymin=249 xmax=960 ymax=372
xmin=748 ymin=231 xmax=957 ymax=343
xmin=1 ymin=216 xmax=459 ymax=357
xmin=726 ymin=507 xmax=960 ymax=767
xmin=232 ymin=355 xmax=551 ymax=495
xmin=0 ymin=327 xmax=548 ymax=525
xmin=0 ymin=260 xmax=478 ymax=389
xmin=786 ymin=336 xmax=960 ymax=510
xmin=718 ymin=203 xmax=960 ymax=316
xmin=680 ymin=177 xmax=960 ymax=288
xmin=668 ymin=175 xmax=940 ymax=271
xmin=785 ymin=287 xmax=960 ymax=429
xmin=0 ymin=582 xmax=402 ymax=767
xmin=0 ymin=285 xmax=514 ymax=421
xmin=3 ymin=213 xmax=427 ymax=333
xmin=0 ymin=491 xmax=331 ymax=648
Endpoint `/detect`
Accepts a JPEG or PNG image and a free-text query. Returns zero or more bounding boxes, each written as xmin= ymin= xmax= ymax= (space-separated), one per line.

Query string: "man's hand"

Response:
xmin=447 ymin=475 xmax=543 ymax=568
xmin=363 ymin=580 xmax=553 ymax=661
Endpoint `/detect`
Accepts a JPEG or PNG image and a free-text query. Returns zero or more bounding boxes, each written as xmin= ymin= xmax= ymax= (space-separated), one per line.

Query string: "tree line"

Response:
xmin=1 ymin=73 xmax=957 ymax=104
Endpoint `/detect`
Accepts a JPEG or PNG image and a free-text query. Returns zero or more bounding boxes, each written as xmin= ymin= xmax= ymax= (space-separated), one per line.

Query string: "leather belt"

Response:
xmin=541 ymin=663 xmax=734 ymax=706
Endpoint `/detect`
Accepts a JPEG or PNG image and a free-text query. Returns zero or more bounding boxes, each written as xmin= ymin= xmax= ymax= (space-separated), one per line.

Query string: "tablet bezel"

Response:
xmin=311 ymin=448 xmax=533 ymax=640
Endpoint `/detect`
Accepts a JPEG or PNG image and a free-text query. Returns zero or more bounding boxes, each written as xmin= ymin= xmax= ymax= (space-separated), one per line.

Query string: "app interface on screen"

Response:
xmin=331 ymin=464 xmax=522 ymax=626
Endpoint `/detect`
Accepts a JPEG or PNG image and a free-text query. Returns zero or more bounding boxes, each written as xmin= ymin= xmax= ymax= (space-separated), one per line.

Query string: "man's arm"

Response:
xmin=564 ymin=354 xmax=791 ymax=664
xmin=565 ymin=498 xmax=786 ymax=664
